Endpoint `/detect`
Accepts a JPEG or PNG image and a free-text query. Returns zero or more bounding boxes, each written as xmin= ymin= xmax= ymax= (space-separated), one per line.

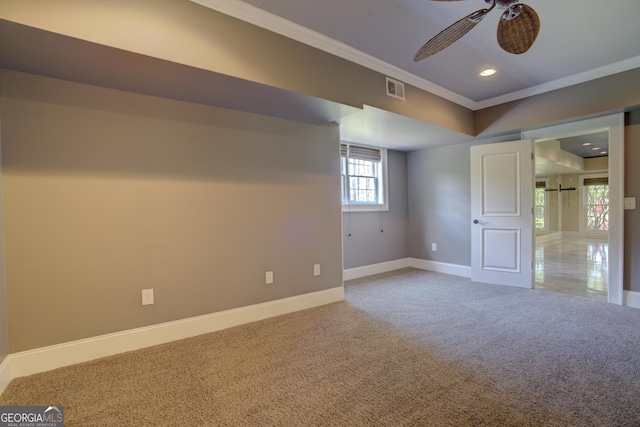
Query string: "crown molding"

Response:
xmin=189 ymin=0 xmax=476 ymax=110
xmin=190 ymin=1 xmax=640 ymax=113
xmin=476 ymin=55 xmax=640 ymax=110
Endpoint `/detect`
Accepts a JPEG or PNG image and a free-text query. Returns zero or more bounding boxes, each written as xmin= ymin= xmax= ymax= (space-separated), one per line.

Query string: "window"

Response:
xmin=341 ymin=143 xmax=388 ymax=211
xmin=583 ymin=176 xmax=609 ymax=232
xmin=535 ymin=180 xmax=548 ymax=231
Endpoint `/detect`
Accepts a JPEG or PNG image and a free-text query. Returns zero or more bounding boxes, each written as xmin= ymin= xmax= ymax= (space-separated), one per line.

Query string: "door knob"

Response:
xmin=473 ymin=219 xmax=480 ymax=224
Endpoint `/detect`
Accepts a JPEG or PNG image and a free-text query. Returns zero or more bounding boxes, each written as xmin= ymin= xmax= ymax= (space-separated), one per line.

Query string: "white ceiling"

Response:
xmin=193 ymin=0 xmax=640 ymax=151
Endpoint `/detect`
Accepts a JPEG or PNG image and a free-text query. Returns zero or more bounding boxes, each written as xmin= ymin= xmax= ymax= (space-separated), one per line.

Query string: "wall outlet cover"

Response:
xmin=624 ymin=197 xmax=637 ymax=210
xmin=142 ymin=288 xmax=154 ymax=306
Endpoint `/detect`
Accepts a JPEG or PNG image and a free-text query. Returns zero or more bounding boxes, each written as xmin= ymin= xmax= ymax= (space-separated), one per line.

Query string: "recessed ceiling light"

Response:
xmin=592 ymin=147 xmax=600 ymax=150
xmin=601 ymin=151 xmax=608 ymax=155
xmin=480 ymin=68 xmax=496 ymax=77
xmin=583 ymin=142 xmax=592 ymax=146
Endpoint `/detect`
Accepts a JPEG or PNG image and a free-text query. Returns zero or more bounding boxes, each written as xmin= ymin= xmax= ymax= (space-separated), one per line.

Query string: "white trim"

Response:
xmin=476 ymin=56 xmax=640 ymax=110
xmin=189 ymin=0 xmax=640 ymax=111
xmin=343 ymin=258 xmax=471 ymax=281
xmin=578 ymin=172 xmax=609 ymax=237
xmin=341 ymin=145 xmax=389 ymax=212
xmin=624 ymin=291 xmax=640 ymax=309
xmin=522 ymin=113 xmax=625 ymax=305
xmin=536 ymin=232 xmax=563 ymax=244
xmin=189 ymin=0 xmax=475 ymax=109
xmin=536 ymin=177 xmax=550 ymax=234
xmin=608 ymin=114 xmax=625 ymax=305
xmin=0 ymin=286 xmax=344 ymax=394
xmin=562 ymin=231 xmax=595 ymax=239
xmin=343 ymin=259 xmax=411 ymax=281
xmin=409 ymin=258 xmax=471 ymax=278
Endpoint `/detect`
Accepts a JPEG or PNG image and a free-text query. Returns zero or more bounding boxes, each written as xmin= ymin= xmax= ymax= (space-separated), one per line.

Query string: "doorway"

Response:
xmin=522 ymin=114 xmax=624 ymax=304
xmin=533 ymin=137 xmax=609 ymax=301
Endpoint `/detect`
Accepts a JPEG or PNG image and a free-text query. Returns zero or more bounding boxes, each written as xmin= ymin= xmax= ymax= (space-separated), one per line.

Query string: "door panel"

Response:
xmin=483 ymin=228 xmax=520 ymax=272
xmin=471 ymin=140 xmax=534 ymax=288
xmin=482 ymin=152 xmax=520 ymax=216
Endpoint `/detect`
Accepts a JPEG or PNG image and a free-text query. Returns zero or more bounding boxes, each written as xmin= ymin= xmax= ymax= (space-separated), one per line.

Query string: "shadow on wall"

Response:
xmin=2 ymin=72 xmax=341 ymax=183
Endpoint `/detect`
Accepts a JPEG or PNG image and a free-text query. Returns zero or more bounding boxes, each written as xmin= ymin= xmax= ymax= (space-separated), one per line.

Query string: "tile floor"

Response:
xmin=534 ymin=237 xmax=608 ymax=301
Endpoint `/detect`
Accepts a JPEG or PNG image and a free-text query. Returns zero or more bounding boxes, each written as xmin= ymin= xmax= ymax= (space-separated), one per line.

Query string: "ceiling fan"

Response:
xmin=414 ymin=0 xmax=540 ymax=61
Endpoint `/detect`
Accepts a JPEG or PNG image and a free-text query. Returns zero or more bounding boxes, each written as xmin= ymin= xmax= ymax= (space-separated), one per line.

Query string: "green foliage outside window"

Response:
xmin=535 ymin=187 xmax=545 ymax=230
xmin=586 ymin=184 xmax=609 ymax=231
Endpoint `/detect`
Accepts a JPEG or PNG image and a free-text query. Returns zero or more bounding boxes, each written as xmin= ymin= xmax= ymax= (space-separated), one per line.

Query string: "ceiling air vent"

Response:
xmin=385 ymin=77 xmax=405 ymax=100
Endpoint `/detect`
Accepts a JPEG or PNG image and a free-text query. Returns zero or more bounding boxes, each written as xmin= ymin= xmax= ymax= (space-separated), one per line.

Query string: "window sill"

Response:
xmin=342 ymin=204 xmax=389 ymax=213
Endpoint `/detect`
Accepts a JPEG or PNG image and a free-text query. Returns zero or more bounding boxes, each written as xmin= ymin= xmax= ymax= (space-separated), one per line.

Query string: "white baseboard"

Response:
xmin=343 ymin=257 xmax=470 ymax=281
xmin=409 ymin=258 xmax=471 ymax=278
xmin=562 ymin=231 xmax=583 ymax=238
xmin=536 ymin=232 xmax=563 ymax=244
xmin=624 ymin=290 xmax=640 ymax=309
xmin=343 ymin=258 xmax=412 ymax=281
xmin=562 ymin=231 xmax=608 ymax=239
xmin=0 ymin=286 xmax=344 ymax=394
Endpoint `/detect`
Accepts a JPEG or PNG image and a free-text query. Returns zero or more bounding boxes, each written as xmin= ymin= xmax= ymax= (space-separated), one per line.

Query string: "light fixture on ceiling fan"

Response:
xmin=414 ymin=0 xmax=540 ymax=61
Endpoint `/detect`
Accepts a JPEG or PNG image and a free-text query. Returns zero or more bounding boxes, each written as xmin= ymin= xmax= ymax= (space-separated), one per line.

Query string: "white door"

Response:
xmin=470 ymin=140 xmax=534 ymax=288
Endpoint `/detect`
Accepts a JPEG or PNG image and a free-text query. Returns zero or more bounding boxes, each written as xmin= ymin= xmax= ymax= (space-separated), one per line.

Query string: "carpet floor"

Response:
xmin=1 ymin=268 xmax=640 ymax=426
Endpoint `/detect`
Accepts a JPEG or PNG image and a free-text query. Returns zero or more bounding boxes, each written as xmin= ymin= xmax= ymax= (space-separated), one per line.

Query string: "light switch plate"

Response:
xmin=624 ymin=197 xmax=637 ymax=210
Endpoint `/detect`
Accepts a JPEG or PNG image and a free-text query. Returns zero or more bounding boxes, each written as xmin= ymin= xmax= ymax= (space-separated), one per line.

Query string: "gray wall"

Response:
xmin=475 ymin=68 xmax=640 ymax=137
xmin=408 ymin=122 xmax=640 ymax=293
xmin=342 ymin=150 xmax=408 ymax=269
xmin=625 ymin=111 xmax=640 ymax=292
xmin=1 ymin=71 xmax=343 ymax=352
xmin=0 ymin=97 xmax=8 ymax=362
xmin=0 ymin=0 xmax=474 ymax=137
xmin=407 ymin=135 xmax=519 ymax=266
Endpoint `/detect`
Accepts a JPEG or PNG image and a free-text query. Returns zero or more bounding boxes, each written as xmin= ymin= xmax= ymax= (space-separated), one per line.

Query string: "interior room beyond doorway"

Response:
xmin=534 ymin=133 xmax=609 ymax=301
xmin=535 ymin=238 xmax=608 ymax=301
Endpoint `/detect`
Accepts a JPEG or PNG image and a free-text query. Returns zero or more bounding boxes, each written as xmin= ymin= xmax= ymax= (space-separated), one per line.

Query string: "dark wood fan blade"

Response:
xmin=497 ymin=4 xmax=540 ymax=54
xmin=414 ymin=9 xmax=490 ymax=61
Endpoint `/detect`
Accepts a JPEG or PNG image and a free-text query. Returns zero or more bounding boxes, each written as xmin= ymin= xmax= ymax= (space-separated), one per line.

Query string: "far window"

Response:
xmin=341 ymin=143 xmax=388 ymax=211
xmin=583 ymin=176 xmax=609 ymax=232
xmin=535 ymin=180 xmax=548 ymax=231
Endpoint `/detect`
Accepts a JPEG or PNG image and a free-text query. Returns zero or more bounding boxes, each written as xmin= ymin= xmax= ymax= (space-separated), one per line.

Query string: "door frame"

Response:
xmin=522 ymin=113 xmax=624 ymax=305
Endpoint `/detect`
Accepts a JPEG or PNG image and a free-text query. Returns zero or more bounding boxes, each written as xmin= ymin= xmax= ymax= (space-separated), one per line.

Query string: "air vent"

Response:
xmin=385 ymin=77 xmax=405 ymax=100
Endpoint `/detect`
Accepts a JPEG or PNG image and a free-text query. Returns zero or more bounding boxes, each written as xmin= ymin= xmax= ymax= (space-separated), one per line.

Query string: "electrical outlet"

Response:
xmin=314 ymin=264 xmax=321 ymax=276
xmin=624 ymin=197 xmax=637 ymax=210
xmin=265 ymin=271 xmax=274 ymax=284
xmin=142 ymin=288 xmax=154 ymax=306
xmin=432 ymin=243 xmax=437 ymax=251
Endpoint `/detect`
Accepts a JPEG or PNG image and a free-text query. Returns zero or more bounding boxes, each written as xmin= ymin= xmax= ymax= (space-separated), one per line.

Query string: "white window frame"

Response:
xmin=535 ymin=178 xmax=549 ymax=233
xmin=341 ymin=143 xmax=389 ymax=212
xmin=579 ymin=173 xmax=609 ymax=237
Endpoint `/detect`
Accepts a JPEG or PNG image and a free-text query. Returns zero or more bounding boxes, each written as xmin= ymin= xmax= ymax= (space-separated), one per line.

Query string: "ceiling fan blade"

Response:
xmin=414 ymin=8 xmax=490 ymax=61
xmin=497 ymin=4 xmax=540 ymax=54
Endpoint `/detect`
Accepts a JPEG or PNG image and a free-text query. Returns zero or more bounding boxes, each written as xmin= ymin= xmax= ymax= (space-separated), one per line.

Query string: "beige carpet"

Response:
xmin=2 ymin=268 xmax=640 ymax=426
